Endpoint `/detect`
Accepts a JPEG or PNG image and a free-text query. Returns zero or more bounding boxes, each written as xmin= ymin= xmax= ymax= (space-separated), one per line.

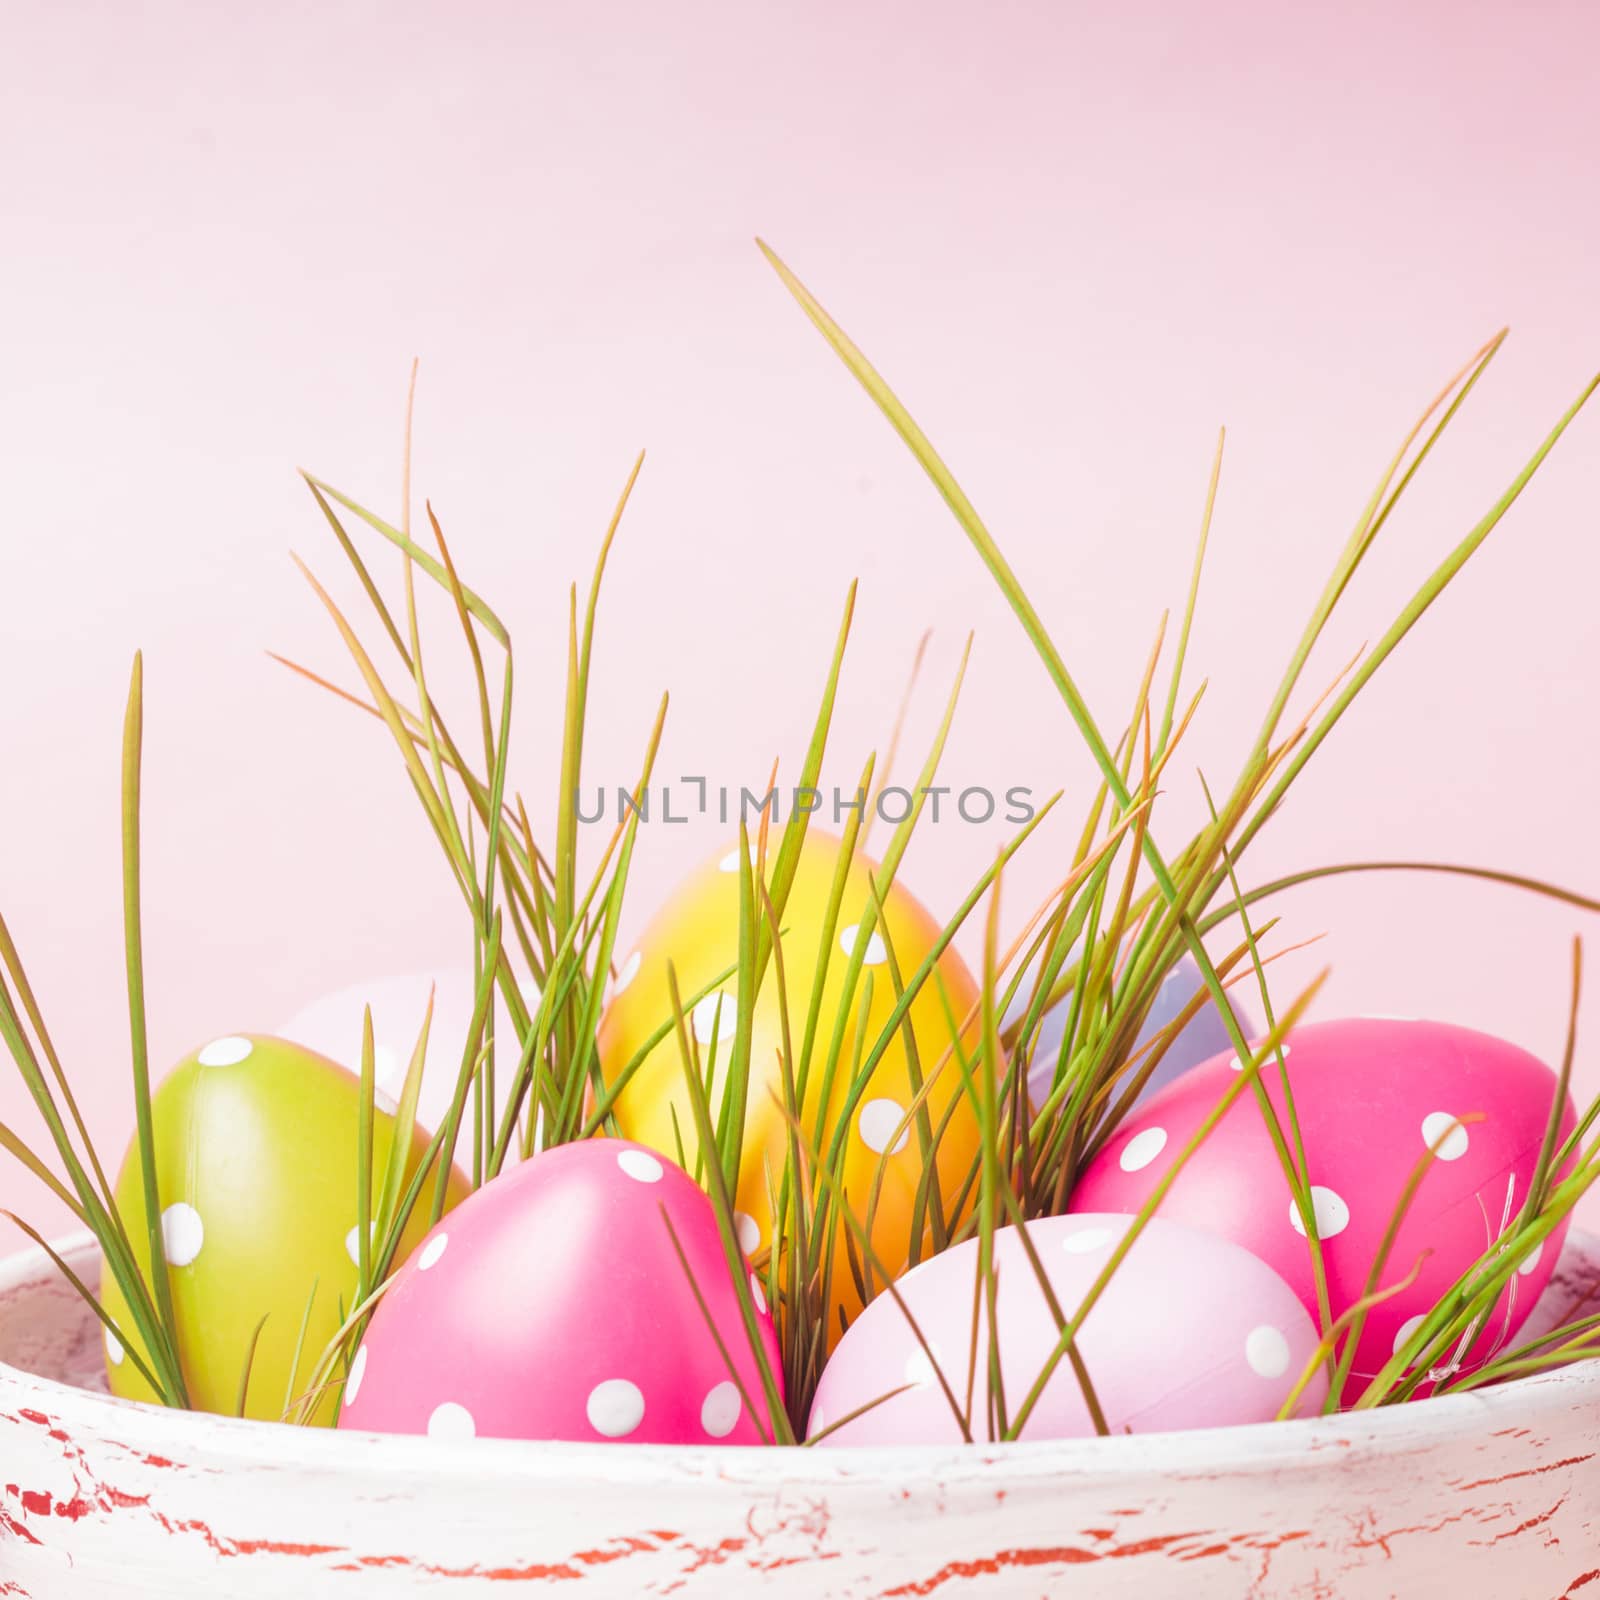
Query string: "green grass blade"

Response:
xmin=357 ymin=1007 xmax=375 ymax=1294
xmin=301 ymin=474 xmax=510 ymax=645
xmin=233 ymin=1312 xmax=271 ymax=1418
xmin=120 ymin=654 xmax=186 ymax=1404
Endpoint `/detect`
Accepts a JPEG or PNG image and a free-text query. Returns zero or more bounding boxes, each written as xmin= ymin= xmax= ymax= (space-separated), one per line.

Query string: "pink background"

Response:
xmin=3 ymin=1 xmax=1599 ymax=1234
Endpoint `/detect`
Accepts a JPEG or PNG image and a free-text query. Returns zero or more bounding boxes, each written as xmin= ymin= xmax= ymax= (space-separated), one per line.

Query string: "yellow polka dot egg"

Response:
xmin=598 ymin=830 xmax=984 ymax=1342
xmin=98 ymin=1034 xmax=469 ymax=1423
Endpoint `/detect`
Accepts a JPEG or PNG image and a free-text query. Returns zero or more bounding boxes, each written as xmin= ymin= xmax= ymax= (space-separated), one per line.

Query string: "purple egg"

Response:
xmin=1009 ymin=953 xmax=1245 ymax=1111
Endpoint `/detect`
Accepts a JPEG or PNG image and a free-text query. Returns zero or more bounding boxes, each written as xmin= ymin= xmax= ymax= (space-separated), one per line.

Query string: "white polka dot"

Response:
xmin=105 ymin=1327 xmax=125 ymax=1366
xmin=1289 ymin=1186 xmax=1351 ymax=1240
xmin=617 ymin=1148 xmax=664 ymax=1184
xmin=858 ymin=1098 xmax=910 ymax=1156
xmin=1245 ymin=1325 xmax=1291 ymax=1378
xmin=1393 ymin=1313 xmax=1427 ymax=1358
xmin=1118 ymin=1127 xmax=1168 ymax=1172
xmin=735 ymin=1212 xmax=761 ymax=1255
xmin=1518 ymin=1241 xmax=1544 ymax=1277
xmin=700 ymin=1381 xmax=742 ymax=1438
xmin=718 ymin=847 xmax=743 ymax=873
xmin=198 ymin=1036 xmax=253 ymax=1067
xmin=692 ymin=991 xmax=731 ymax=1046
xmin=373 ymin=1086 xmax=399 ymax=1117
xmin=809 ymin=1406 xmax=826 ymax=1436
xmin=904 ymin=1346 xmax=939 ymax=1387
xmin=1063 ymin=1226 xmax=1114 ymax=1255
xmin=750 ymin=1273 xmax=768 ymax=1314
xmin=586 ymin=1378 xmax=645 ymax=1438
xmin=427 ymin=1400 xmax=475 ymax=1440
xmin=612 ymin=950 xmax=641 ymax=995
xmin=839 ymin=924 xmax=889 ymax=966
xmin=1421 ymin=1111 xmax=1469 ymax=1162
xmin=160 ymin=1203 xmax=204 ymax=1267
xmin=345 ymin=1344 xmax=368 ymax=1405
xmin=418 ymin=1233 xmax=449 ymax=1271
xmin=345 ymin=1222 xmax=375 ymax=1266
xmin=372 ymin=1044 xmax=400 ymax=1085
xmin=1230 ymin=1042 xmax=1292 ymax=1072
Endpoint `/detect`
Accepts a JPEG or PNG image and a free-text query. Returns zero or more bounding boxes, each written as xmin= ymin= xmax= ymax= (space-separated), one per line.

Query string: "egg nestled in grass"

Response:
xmin=339 ymin=1140 xmax=783 ymax=1444
xmin=597 ymin=829 xmax=984 ymax=1343
xmin=98 ymin=1034 xmax=469 ymax=1423
xmin=1010 ymin=951 xmax=1244 ymax=1113
xmin=274 ymin=970 xmax=523 ymax=1139
xmin=1069 ymin=1018 xmax=1577 ymax=1400
xmin=808 ymin=1213 xmax=1324 ymax=1443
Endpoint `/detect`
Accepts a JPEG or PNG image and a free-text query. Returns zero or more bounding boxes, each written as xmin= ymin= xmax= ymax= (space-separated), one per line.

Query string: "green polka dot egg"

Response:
xmin=98 ymin=1033 xmax=469 ymax=1424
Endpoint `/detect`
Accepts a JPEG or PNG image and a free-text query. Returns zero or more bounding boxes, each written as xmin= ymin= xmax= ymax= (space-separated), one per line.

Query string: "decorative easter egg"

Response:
xmin=808 ymin=1212 xmax=1324 ymax=1444
xmin=1010 ymin=952 xmax=1244 ymax=1112
xmin=99 ymin=1034 xmax=469 ymax=1423
xmin=275 ymin=969 xmax=519 ymax=1137
xmin=1069 ymin=1018 xmax=1577 ymax=1400
xmin=340 ymin=1139 xmax=783 ymax=1444
xmin=597 ymin=830 xmax=984 ymax=1341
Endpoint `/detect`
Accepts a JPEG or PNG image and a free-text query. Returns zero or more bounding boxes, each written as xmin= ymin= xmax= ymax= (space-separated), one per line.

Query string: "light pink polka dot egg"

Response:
xmin=338 ymin=1140 xmax=783 ymax=1444
xmin=809 ymin=1213 xmax=1325 ymax=1443
xmin=1070 ymin=1018 xmax=1577 ymax=1402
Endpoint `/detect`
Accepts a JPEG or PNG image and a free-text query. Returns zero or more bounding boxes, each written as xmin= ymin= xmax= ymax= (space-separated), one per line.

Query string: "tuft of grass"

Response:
xmin=756 ymin=239 xmax=1599 ymax=1421
xmin=1 ymin=251 xmax=1597 ymax=1444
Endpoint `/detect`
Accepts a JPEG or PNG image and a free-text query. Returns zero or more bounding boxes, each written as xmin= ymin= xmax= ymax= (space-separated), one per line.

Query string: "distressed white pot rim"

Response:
xmin=7 ymin=1230 xmax=1597 ymax=1486
xmin=8 ymin=1230 xmax=1600 ymax=1596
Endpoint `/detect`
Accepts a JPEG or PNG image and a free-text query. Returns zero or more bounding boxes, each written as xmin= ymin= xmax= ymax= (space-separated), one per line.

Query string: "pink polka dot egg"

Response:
xmin=1070 ymin=1018 xmax=1576 ymax=1401
xmin=808 ymin=1213 xmax=1325 ymax=1443
xmin=339 ymin=1140 xmax=783 ymax=1445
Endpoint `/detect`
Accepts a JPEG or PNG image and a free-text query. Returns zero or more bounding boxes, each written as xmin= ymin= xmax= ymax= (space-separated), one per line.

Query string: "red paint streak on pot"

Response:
xmin=7 ymin=1486 xmax=89 ymax=1522
xmin=573 ymin=1534 xmax=662 ymax=1566
xmin=142 ymin=1511 xmax=331 ymax=1562
xmin=752 ymin=1554 xmax=843 ymax=1573
xmin=879 ymin=1528 xmax=1316 ymax=1597
xmin=335 ymin=1550 xmax=648 ymax=1582
xmin=1452 ymin=1452 xmax=1597 ymax=1492
xmin=402 ymin=1556 xmax=587 ymax=1581
xmin=1487 ymin=1497 xmax=1567 ymax=1543
xmin=102 ymin=1486 xmax=153 ymax=1508
xmin=231 ymin=1537 xmax=345 ymax=1558
xmin=677 ymin=1536 xmax=748 ymax=1575
xmin=276 ymin=1527 xmax=698 ymax=1583
xmin=879 ymin=1545 xmax=1112 ymax=1594
xmin=0 ymin=1507 xmax=43 ymax=1546
xmin=172 ymin=1517 xmax=343 ymax=1561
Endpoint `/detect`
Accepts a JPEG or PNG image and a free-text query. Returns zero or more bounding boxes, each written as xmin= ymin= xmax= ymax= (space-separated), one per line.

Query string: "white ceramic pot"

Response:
xmin=2 ymin=1233 xmax=1598 ymax=1598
